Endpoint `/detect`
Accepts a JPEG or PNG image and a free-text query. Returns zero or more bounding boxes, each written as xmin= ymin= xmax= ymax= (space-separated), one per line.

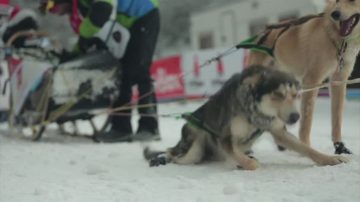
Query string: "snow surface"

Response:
xmin=0 ymin=98 xmax=360 ymax=202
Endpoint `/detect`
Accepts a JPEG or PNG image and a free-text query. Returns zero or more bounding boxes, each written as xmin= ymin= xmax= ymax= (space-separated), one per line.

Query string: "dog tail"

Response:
xmin=143 ymin=147 xmax=169 ymax=167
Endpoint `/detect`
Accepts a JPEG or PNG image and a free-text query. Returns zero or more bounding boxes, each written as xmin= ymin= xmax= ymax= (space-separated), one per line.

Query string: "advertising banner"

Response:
xmin=150 ymin=55 xmax=185 ymax=100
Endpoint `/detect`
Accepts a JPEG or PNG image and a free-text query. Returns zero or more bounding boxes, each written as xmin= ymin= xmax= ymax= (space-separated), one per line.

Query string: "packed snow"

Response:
xmin=0 ymin=98 xmax=359 ymax=202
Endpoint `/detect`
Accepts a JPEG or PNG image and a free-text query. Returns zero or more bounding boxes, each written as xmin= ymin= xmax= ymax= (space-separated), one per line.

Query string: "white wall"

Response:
xmin=190 ymin=0 xmax=320 ymax=50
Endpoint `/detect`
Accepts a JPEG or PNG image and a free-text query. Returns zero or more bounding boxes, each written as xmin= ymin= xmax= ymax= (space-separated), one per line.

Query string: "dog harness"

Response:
xmin=181 ymin=113 xmax=264 ymax=144
xmin=239 ymin=13 xmax=325 ymax=58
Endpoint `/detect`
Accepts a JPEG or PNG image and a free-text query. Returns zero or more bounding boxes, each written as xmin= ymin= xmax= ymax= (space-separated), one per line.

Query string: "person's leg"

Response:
xmin=111 ymin=76 xmax=133 ymax=134
xmin=128 ymin=9 xmax=161 ymax=140
xmin=136 ymin=73 xmax=159 ymax=136
xmin=94 ymin=57 xmax=134 ymax=143
xmin=0 ymin=110 xmax=8 ymax=123
xmin=96 ymin=9 xmax=160 ymax=142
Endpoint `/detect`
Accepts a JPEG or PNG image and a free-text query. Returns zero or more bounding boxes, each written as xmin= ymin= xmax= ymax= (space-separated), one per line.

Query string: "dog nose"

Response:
xmin=331 ymin=10 xmax=341 ymax=21
xmin=288 ymin=113 xmax=300 ymax=124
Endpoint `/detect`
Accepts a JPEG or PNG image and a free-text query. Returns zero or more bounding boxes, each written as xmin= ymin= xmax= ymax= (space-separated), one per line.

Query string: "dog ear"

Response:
xmin=326 ymin=0 xmax=336 ymax=4
xmin=252 ymin=71 xmax=273 ymax=101
xmin=236 ymin=83 xmax=253 ymax=103
xmin=243 ymin=73 xmax=262 ymax=88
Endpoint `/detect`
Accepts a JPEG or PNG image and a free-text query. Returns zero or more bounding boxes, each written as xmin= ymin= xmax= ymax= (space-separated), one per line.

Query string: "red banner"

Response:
xmin=150 ymin=55 xmax=185 ymax=100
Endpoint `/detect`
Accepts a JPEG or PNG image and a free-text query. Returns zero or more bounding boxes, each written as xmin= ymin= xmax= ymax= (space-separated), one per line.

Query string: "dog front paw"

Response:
xmin=237 ymin=159 xmax=259 ymax=170
xmin=334 ymin=142 xmax=352 ymax=154
xmin=317 ymin=155 xmax=349 ymax=166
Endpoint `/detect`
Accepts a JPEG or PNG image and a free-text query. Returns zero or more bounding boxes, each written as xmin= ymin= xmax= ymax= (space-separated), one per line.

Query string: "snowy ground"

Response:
xmin=0 ymin=98 xmax=359 ymax=202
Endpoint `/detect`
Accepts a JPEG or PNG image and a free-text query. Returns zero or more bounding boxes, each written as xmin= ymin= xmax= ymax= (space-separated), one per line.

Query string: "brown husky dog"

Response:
xmin=249 ymin=0 xmax=360 ymax=154
xmin=144 ymin=65 xmax=348 ymax=170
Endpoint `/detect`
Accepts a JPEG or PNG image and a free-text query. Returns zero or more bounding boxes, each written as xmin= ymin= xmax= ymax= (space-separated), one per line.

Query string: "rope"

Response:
xmin=94 ymin=97 xmax=206 ymax=117
xmin=300 ymin=78 xmax=360 ymax=93
xmin=48 ymin=68 xmax=117 ymax=123
xmin=7 ymin=31 xmax=360 ymax=129
xmin=102 ymin=77 xmax=360 ymax=120
xmin=110 ymin=112 xmax=184 ymax=119
xmin=111 ymin=36 xmax=273 ymax=115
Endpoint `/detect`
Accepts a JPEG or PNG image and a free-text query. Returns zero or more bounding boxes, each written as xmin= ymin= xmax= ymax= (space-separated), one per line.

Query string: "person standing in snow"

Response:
xmin=39 ymin=0 xmax=161 ymax=142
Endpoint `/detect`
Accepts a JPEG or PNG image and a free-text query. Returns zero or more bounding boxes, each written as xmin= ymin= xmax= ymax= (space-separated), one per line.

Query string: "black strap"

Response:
xmin=181 ymin=113 xmax=218 ymax=138
xmin=235 ymin=35 xmax=274 ymax=57
xmin=239 ymin=13 xmax=325 ymax=57
xmin=2 ymin=78 xmax=9 ymax=95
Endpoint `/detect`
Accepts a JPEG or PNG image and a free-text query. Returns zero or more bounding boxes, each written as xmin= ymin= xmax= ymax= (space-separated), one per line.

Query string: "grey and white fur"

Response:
xmin=144 ymin=65 xmax=349 ymax=170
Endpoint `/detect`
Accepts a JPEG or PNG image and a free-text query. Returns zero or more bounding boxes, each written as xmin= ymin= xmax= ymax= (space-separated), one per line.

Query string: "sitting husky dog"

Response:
xmin=144 ymin=65 xmax=348 ymax=170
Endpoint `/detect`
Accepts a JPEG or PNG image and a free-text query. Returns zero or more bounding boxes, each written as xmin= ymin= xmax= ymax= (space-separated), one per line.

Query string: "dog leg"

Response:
xmin=330 ymin=69 xmax=353 ymax=154
xmin=168 ymin=124 xmax=205 ymax=165
xmin=299 ymin=87 xmax=319 ymax=145
xmin=270 ymin=125 xmax=349 ymax=166
xmin=233 ymin=148 xmax=258 ymax=170
xmin=172 ymin=139 xmax=204 ymax=164
xmin=221 ymin=140 xmax=258 ymax=170
xmin=144 ymin=139 xmax=204 ymax=167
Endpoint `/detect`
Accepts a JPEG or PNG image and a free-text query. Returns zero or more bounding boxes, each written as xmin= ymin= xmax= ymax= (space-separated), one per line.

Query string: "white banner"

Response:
xmin=8 ymin=58 xmax=52 ymax=115
xmin=182 ymin=49 xmax=246 ymax=97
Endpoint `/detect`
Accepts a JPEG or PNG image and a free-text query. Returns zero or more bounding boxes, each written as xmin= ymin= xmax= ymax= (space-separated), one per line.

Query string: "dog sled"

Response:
xmin=0 ymin=31 xmax=125 ymax=140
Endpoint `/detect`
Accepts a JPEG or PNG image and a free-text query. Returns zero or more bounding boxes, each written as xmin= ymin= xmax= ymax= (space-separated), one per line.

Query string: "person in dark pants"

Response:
xmin=39 ymin=0 xmax=160 ymax=142
xmin=110 ymin=9 xmax=160 ymax=142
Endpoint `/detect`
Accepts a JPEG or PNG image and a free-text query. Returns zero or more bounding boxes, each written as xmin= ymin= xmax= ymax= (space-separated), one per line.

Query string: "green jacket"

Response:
xmin=77 ymin=0 xmax=159 ymax=39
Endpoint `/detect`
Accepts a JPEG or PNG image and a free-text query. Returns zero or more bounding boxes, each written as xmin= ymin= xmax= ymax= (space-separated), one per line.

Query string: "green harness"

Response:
xmin=182 ymin=112 xmax=264 ymax=144
xmin=235 ymin=13 xmax=326 ymax=58
xmin=236 ymin=35 xmax=274 ymax=57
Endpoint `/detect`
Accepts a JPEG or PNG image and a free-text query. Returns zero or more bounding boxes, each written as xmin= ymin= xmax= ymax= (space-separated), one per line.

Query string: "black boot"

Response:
xmin=93 ymin=129 xmax=132 ymax=143
xmin=133 ymin=128 xmax=161 ymax=141
xmin=0 ymin=110 xmax=8 ymax=123
xmin=334 ymin=142 xmax=352 ymax=154
xmin=93 ymin=115 xmax=133 ymax=143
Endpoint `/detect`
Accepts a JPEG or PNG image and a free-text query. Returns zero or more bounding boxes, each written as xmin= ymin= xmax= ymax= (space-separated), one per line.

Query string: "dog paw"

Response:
xmin=149 ymin=156 xmax=167 ymax=167
xmin=237 ymin=159 xmax=259 ymax=170
xmin=334 ymin=142 xmax=352 ymax=155
xmin=318 ymin=155 xmax=349 ymax=166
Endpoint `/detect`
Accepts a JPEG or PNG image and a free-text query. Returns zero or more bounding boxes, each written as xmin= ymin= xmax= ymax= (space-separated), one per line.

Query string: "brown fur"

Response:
xmin=249 ymin=0 xmax=360 ymax=153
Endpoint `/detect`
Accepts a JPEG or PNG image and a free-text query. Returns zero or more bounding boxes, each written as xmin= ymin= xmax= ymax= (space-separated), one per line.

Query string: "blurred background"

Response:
xmin=5 ymin=0 xmax=359 ymax=101
xmin=11 ymin=0 xmax=327 ymax=58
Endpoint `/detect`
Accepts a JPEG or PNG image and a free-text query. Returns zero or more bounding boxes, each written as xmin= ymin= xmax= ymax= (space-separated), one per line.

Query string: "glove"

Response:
xmin=78 ymin=36 xmax=108 ymax=53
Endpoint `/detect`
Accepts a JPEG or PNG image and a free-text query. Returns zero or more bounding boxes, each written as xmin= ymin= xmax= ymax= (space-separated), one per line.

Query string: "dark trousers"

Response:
xmin=111 ymin=9 xmax=160 ymax=133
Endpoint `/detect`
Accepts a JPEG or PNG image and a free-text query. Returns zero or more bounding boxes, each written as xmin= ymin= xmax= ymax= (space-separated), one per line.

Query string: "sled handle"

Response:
xmin=5 ymin=31 xmax=50 ymax=47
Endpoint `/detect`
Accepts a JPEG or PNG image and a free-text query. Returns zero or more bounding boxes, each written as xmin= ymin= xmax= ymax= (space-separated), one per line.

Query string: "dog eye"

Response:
xmin=349 ymin=0 xmax=355 ymax=2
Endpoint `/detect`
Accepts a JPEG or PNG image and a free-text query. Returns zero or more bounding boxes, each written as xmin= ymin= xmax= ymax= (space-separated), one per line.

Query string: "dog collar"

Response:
xmin=325 ymin=25 xmax=348 ymax=71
